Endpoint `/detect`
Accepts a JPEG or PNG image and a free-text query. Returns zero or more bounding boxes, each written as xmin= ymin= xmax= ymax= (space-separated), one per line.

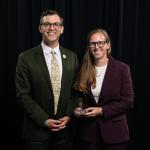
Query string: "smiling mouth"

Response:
xmin=47 ymin=31 xmax=56 ymax=35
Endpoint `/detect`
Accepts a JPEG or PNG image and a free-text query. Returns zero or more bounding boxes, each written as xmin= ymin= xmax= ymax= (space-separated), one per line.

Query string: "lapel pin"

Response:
xmin=63 ymin=54 xmax=66 ymax=59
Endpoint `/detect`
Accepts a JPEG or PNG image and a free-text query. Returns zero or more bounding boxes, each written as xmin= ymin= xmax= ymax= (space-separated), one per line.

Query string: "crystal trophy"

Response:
xmin=77 ymin=91 xmax=87 ymax=115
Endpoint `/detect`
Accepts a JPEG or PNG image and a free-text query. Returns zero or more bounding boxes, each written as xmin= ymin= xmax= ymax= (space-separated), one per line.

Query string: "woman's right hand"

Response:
xmin=74 ymin=107 xmax=86 ymax=117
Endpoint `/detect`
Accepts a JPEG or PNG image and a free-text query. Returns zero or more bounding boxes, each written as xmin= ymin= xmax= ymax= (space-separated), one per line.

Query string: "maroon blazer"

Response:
xmin=76 ymin=57 xmax=134 ymax=144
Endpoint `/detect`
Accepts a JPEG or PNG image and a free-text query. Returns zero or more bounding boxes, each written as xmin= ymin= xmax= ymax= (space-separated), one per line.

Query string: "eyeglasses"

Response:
xmin=41 ymin=22 xmax=62 ymax=28
xmin=89 ymin=41 xmax=107 ymax=48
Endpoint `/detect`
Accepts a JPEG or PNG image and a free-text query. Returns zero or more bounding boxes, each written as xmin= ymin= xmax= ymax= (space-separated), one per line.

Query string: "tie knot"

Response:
xmin=51 ymin=50 xmax=56 ymax=55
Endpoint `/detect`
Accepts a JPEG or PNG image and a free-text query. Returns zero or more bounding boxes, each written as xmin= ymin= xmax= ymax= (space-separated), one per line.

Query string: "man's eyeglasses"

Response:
xmin=89 ymin=41 xmax=107 ymax=48
xmin=41 ymin=22 xmax=62 ymax=28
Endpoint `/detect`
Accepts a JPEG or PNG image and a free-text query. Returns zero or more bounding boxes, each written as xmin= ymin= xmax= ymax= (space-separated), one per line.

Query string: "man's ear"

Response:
xmin=39 ymin=25 xmax=42 ymax=33
xmin=60 ymin=26 xmax=64 ymax=34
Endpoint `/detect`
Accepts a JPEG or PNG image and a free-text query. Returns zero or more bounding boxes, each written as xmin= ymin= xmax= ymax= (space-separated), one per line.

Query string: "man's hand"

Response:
xmin=58 ymin=116 xmax=70 ymax=130
xmin=44 ymin=116 xmax=70 ymax=131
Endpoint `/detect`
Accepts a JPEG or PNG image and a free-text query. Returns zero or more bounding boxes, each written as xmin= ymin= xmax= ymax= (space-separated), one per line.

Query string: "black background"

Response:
xmin=2 ymin=0 xmax=150 ymax=149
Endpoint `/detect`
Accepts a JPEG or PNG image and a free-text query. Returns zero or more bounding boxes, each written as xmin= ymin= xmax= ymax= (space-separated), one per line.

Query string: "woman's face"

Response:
xmin=89 ymin=32 xmax=110 ymax=61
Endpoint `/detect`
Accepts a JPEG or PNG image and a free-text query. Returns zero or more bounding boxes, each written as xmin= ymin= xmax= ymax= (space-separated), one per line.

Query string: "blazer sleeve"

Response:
xmin=102 ymin=64 xmax=134 ymax=120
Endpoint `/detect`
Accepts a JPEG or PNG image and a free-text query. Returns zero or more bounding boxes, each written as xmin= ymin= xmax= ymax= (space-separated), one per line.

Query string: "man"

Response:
xmin=16 ymin=10 xmax=78 ymax=150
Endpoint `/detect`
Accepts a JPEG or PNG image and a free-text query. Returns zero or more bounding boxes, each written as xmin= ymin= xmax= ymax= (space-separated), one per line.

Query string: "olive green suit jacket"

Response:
xmin=16 ymin=44 xmax=78 ymax=141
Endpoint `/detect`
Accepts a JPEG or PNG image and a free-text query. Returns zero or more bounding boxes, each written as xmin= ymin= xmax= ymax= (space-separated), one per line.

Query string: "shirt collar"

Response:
xmin=41 ymin=41 xmax=60 ymax=55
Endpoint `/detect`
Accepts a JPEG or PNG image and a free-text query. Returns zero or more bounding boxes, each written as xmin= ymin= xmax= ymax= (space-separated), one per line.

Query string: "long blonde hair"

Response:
xmin=74 ymin=28 xmax=111 ymax=92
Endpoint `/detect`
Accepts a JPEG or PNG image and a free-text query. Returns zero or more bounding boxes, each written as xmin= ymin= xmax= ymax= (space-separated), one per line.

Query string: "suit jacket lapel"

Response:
xmin=35 ymin=45 xmax=53 ymax=90
xmin=59 ymin=47 xmax=68 ymax=97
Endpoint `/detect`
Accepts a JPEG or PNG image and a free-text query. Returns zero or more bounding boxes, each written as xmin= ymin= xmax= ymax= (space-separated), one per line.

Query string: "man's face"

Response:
xmin=39 ymin=14 xmax=64 ymax=46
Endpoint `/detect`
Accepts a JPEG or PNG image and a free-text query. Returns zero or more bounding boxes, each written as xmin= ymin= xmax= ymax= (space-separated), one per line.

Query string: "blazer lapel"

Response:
xmin=98 ymin=57 xmax=115 ymax=104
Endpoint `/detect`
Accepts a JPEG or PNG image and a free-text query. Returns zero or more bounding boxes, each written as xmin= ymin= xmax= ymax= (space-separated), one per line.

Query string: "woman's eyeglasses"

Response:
xmin=89 ymin=41 xmax=107 ymax=48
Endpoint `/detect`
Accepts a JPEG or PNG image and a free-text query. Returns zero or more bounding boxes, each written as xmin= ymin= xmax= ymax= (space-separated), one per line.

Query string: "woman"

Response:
xmin=73 ymin=28 xmax=134 ymax=150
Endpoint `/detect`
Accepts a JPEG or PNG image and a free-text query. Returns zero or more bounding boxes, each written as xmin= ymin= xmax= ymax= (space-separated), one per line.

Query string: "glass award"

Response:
xmin=77 ymin=91 xmax=87 ymax=115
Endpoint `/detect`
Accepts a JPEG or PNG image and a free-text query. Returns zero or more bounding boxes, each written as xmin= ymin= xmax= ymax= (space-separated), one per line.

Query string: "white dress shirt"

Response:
xmin=41 ymin=41 xmax=62 ymax=82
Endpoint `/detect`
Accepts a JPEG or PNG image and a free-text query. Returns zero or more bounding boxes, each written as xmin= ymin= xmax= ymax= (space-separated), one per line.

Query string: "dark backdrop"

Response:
xmin=3 ymin=0 xmax=150 ymax=149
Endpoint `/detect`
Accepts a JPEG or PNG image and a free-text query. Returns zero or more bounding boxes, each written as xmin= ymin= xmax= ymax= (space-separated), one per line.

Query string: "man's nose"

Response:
xmin=49 ymin=24 xmax=55 ymax=29
xmin=95 ymin=43 xmax=99 ymax=49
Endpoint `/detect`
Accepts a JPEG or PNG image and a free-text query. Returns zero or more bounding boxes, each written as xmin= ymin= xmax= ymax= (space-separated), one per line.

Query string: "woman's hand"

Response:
xmin=74 ymin=107 xmax=86 ymax=117
xmin=84 ymin=107 xmax=103 ymax=117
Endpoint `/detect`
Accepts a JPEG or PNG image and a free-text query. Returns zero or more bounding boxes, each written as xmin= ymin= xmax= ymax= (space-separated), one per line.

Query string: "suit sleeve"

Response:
xmin=16 ymin=53 xmax=49 ymax=126
xmin=66 ymin=53 xmax=78 ymax=116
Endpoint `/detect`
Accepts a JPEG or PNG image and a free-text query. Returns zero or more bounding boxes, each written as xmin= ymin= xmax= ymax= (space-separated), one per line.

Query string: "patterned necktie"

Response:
xmin=51 ymin=50 xmax=61 ymax=114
